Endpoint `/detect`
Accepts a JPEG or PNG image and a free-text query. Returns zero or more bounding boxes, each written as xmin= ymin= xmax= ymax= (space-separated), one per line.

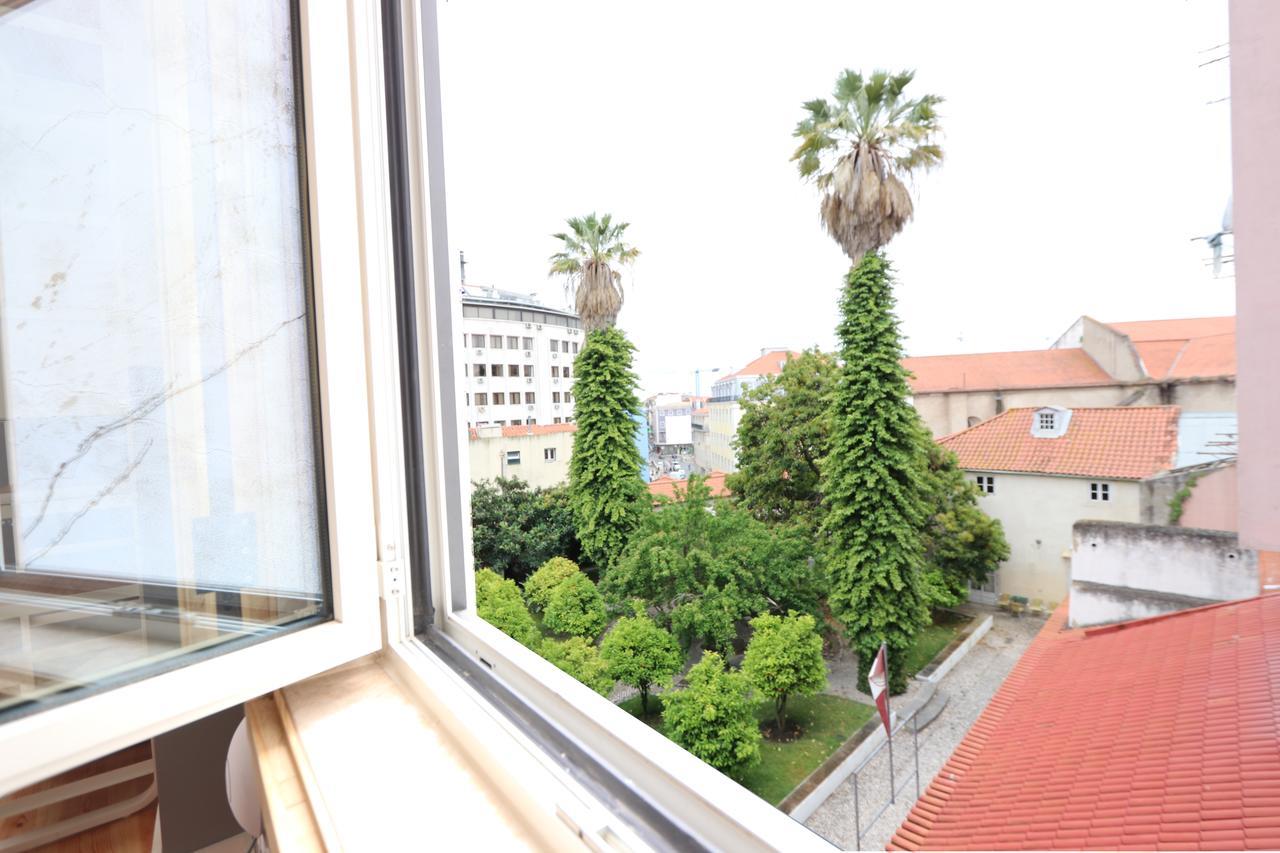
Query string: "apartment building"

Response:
xmin=459 ymin=285 xmax=583 ymax=429
xmin=699 ymin=349 xmax=798 ymax=474
xmin=468 ymin=423 xmax=575 ymax=490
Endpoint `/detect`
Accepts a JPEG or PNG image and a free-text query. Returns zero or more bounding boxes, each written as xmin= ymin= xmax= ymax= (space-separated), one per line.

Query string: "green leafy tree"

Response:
xmin=568 ymin=327 xmax=647 ymax=572
xmin=728 ymin=350 xmax=838 ymax=528
xmin=919 ymin=444 xmax=1010 ymax=607
xmin=741 ymin=612 xmax=828 ymax=733
xmin=474 ymin=568 xmax=541 ymax=650
xmin=821 ymin=254 xmax=932 ymax=694
xmin=543 ymin=571 xmax=608 ymax=638
xmin=548 ymin=212 xmax=639 ymax=332
xmin=600 ymin=611 xmax=683 ymax=716
xmin=792 ymin=69 xmax=944 ymax=262
xmin=540 ymin=636 xmax=614 ymax=696
xmin=662 ymin=652 xmax=761 ymax=778
xmin=523 ymin=556 xmax=582 ymax=612
xmin=470 ymin=478 xmax=581 ymax=582
xmin=604 ymin=477 xmax=826 ymax=653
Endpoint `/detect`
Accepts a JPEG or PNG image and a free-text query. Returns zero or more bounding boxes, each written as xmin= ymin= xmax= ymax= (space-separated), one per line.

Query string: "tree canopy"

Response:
xmin=523 ymin=556 xmax=582 ymax=612
xmin=474 ymin=568 xmax=541 ymax=650
xmin=603 ymin=477 xmax=826 ymax=654
xmin=540 ymin=636 xmax=614 ymax=696
xmin=662 ymin=652 xmax=761 ymax=778
xmin=470 ymin=478 xmax=580 ymax=582
xmin=568 ymin=327 xmax=647 ymax=573
xmin=600 ymin=610 xmax=683 ymax=716
xmin=741 ymin=612 xmax=828 ymax=733
xmin=728 ymin=349 xmax=838 ymax=528
xmin=792 ymin=69 xmax=943 ymax=262
xmin=919 ymin=443 xmax=1011 ymax=607
xmin=542 ymin=571 xmax=608 ymax=638
xmin=548 ymin=212 xmax=639 ymax=332
xmin=820 ymin=254 xmax=933 ymax=694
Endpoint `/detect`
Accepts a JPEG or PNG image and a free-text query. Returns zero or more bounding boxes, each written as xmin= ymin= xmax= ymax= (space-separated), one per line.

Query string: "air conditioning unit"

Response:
xmin=535 ymin=324 xmax=542 ymax=330
xmin=527 ymin=405 xmax=535 ymax=411
xmin=553 ymin=378 xmax=560 ymax=384
xmin=477 ymin=406 xmax=486 ymax=413
xmin=524 ymin=350 xmax=532 ymax=357
xmin=554 ymin=404 xmax=561 ymax=410
xmin=551 ymin=353 xmax=558 ymax=359
xmin=477 ymin=377 xmax=485 ymax=384
xmin=526 ymin=378 xmax=533 ymax=384
xmin=524 ymin=323 xmax=532 ymax=329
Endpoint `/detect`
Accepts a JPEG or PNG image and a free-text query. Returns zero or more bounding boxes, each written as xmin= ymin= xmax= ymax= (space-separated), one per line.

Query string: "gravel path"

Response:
xmin=803 ymin=608 xmax=1043 ymax=850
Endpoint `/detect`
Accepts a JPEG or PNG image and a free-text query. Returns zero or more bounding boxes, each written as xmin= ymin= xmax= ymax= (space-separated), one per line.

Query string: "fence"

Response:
xmin=848 ymin=704 xmax=922 ymax=850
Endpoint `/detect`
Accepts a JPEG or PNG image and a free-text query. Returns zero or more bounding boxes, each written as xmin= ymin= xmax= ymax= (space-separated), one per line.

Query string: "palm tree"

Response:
xmin=548 ymin=213 xmax=639 ymax=332
xmin=792 ymin=69 xmax=943 ymax=262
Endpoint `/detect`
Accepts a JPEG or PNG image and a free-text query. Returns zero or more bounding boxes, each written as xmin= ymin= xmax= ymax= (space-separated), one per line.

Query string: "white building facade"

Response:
xmin=699 ymin=349 xmax=796 ymax=475
xmin=459 ymin=286 xmax=582 ymax=429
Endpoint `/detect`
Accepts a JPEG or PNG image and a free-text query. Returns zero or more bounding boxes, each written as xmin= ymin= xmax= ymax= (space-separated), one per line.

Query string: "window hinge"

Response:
xmin=378 ymin=559 xmax=404 ymax=599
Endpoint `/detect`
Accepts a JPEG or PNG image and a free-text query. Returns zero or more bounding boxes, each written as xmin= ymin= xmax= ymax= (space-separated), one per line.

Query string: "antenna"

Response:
xmin=459 ymin=250 xmax=467 ymax=285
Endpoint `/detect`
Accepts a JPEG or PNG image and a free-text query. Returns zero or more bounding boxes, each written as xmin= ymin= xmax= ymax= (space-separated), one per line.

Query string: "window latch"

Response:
xmin=378 ymin=559 xmax=404 ymax=599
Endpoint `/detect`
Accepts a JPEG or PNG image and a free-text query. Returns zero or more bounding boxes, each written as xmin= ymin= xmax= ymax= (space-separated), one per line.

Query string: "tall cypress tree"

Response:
xmin=820 ymin=252 xmax=932 ymax=694
xmin=569 ymin=327 xmax=646 ymax=572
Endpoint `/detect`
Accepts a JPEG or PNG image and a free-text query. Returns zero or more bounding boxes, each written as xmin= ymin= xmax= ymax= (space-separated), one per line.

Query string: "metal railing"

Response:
xmin=849 ymin=705 xmax=922 ymax=850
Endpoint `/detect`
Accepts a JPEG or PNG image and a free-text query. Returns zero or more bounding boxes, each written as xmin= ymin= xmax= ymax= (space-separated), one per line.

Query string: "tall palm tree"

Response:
xmin=548 ymin=213 xmax=639 ymax=332
xmin=792 ymin=69 xmax=943 ymax=262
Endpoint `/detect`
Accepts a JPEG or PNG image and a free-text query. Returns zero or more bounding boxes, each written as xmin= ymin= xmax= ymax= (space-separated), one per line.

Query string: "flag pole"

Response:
xmin=884 ymin=643 xmax=895 ymax=803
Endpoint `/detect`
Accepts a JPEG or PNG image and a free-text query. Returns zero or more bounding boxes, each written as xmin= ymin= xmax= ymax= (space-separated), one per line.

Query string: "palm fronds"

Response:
xmin=792 ymin=69 xmax=943 ymax=261
xmin=548 ymin=213 xmax=639 ymax=332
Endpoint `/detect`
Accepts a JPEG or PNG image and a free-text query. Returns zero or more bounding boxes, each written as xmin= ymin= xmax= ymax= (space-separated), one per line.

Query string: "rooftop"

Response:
xmin=468 ymin=423 xmax=578 ymax=440
xmin=938 ymin=406 xmax=1180 ymax=480
xmin=890 ymin=596 xmax=1280 ymax=851
xmin=647 ymin=471 xmax=730 ymax=501
xmin=713 ymin=350 xmax=800 ymax=386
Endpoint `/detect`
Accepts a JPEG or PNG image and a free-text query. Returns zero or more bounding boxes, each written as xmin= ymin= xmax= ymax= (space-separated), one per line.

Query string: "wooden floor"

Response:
xmin=0 ymin=743 xmax=156 ymax=852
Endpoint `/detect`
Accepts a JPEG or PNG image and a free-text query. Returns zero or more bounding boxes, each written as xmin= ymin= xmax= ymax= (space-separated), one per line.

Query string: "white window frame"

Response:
xmin=371 ymin=2 xmax=833 ymax=849
xmin=0 ymin=0 xmax=383 ymax=795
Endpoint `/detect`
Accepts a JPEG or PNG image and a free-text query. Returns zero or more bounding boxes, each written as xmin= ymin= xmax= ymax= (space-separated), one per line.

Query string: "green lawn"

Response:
xmin=900 ymin=609 xmax=971 ymax=678
xmin=618 ymin=692 xmax=874 ymax=805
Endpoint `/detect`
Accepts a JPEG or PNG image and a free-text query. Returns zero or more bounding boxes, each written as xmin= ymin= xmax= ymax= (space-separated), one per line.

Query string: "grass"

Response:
xmin=900 ymin=608 xmax=972 ymax=678
xmin=618 ymin=692 xmax=875 ymax=805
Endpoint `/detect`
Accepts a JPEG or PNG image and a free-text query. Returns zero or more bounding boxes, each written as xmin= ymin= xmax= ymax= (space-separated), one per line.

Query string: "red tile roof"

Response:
xmin=1106 ymin=317 xmax=1236 ymax=381
xmin=647 ymin=471 xmax=730 ymax=501
xmin=938 ymin=406 xmax=1179 ymax=480
xmin=468 ymin=423 xmax=577 ymax=439
xmin=904 ymin=349 xmax=1113 ymax=394
xmin=889 ymin=596 xmax=1280 ymax=851
xmin=716 ymin=350 xmax=799 ymax=384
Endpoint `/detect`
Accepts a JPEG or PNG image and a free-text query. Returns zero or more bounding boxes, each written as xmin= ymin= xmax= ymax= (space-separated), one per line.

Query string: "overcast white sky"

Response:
xmin=437 ymin=1 xmax=1233 ymax=398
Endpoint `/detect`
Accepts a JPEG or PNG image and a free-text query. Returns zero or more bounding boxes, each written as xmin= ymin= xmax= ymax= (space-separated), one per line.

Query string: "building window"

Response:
xmin=550 ymin=339 xmax=559 ymax=352
xmin=491 ymin=364 xmax=503 ymax=377
xmin=523 ymin=364 xmax=534 ymax=377
xmin=474 ymin=363 xmax=487 ymax=377
xmin=474 ymin=393 xmax=488 ymax=406
xmin=492 ymin=392 xmax=505 ymax=405
xmin=553 ymin=417 xmax=562 ymax=424
xmin=553 ymin=392 xmax=561 ymax=403
xmin=552 ymin=366 xmax=560 ymax=378
xmin=506 ymin=451 xmax=521 ymax=465
xmin=465 ymin=393 xmax=470 ymax=405
xmin=494 ymin=420 xmax=505 ymax=426
xmin=522 ymin=336 xmax=533 ymax=349
xmin=528 ymin=419 xmax=537 ymax=425
xmin=544 ymin=448 xmax=557 ymax=462
xmin=525 ymin=392 xmax=536 ymax=404
xmin=563 ymin=340 xmax=570 ymax=352
xmin=509 ymin=363 xmax=519 ymax=377
xmin=471 ymin=333 xmax=485 ymax=348
xmin=507 ymin=335 xmax=519 ymax=349
xmin=564 ymin=367 xmax=571 ymax=379
xmin=572 ymin=342 xmax=579 ymax=354
xmin=565 ymin=392 xmax=573 ymax=403
xmin=1091 ymin=482 xmax=1110 ymax=501
xmin=510 ymin=419 xmax=522 ymax=426
xmin=489 ymin=335 xmax=502 ymax=349
xmin=1038 ymin=412 xmax=1056 ymax=431
xmin=976 ymin=475 xmax=995 ymax=494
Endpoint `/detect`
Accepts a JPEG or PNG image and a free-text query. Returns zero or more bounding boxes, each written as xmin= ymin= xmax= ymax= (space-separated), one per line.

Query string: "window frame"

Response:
xmin=0 ymin=0 xmax=384 ymax=795
xmin=375 ymin=1 xmax=837 ymax=849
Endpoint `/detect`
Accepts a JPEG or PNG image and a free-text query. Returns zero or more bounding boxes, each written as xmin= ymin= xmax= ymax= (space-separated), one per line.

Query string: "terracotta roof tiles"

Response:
xmin=468 ymin=423 xmax=577 ymax=439
xmin=938 ymin=406 xmax=1179 ymax=480
xmin=647 ymin=471 xmax=730 ymax=501
xmin=889 ymin=596 xmax=1280 ymax=851
xmin=904 ymin=349 xmax=1113 ymax=394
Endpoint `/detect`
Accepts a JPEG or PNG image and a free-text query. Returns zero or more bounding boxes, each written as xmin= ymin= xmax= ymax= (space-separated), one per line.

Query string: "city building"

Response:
xmin=458 ymin=284 xmax=583 ymax=429
xmin=905 ymin=315 xmax=1237 ymax=438
xmin=468 ymin=423 xmax=576 ymax=490
xmin=689 ymin=403 xmax=712 ymax=475
xmin=700 ymin=349 xmax=798 ymax=474
xmin=644 ymin=393 xmax=706 ymax=478
xmin=939 ymin=405 xmax=1184 ymax=604
xmin=647 ymin=470 xmax=730 ymax=504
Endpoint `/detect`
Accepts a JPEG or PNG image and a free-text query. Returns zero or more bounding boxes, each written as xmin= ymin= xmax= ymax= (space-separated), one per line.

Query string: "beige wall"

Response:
xmin=915 ymin=379 xmax=1234 ymax=438
xmin=1081 ymin=316 xmax=1145 ymax=382
xmin=703 ymin=400 xmax=740 ymax=473
xmin=468 ymin=431 xmax=574 ymax=490
xmin=1179 ymin=463 xmax=1239 ymax=533
xmin=970 ymin=471 xmax=1141 ymax=603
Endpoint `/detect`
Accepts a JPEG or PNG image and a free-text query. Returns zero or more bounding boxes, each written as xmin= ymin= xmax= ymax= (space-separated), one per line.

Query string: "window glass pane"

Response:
xmin=0 ymin=0 xmax=327 ymax=716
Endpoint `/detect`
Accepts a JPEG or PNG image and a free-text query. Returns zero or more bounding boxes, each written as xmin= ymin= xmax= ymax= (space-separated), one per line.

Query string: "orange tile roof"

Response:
xmin=889 ymin=596 xmax=1280 ymax=851
xmin=468 ymin=423 xmax=578 ymax=440
xmin=647 ymin=471 xmax=730 ymax=501
xmin=904 ymin=349 xmax=1113 ymax=393
xmin=717 ymin=350 xmax=800 ymax=383
xmin=1106 ymin=317 xmax=1237 ymax=381
xmin=938 ymin=406 xmax=1179 ymax=480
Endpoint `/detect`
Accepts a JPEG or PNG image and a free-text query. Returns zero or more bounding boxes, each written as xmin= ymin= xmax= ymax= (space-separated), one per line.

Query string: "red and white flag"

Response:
xmin=868 ymin=643 xmax=891 ymax=735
